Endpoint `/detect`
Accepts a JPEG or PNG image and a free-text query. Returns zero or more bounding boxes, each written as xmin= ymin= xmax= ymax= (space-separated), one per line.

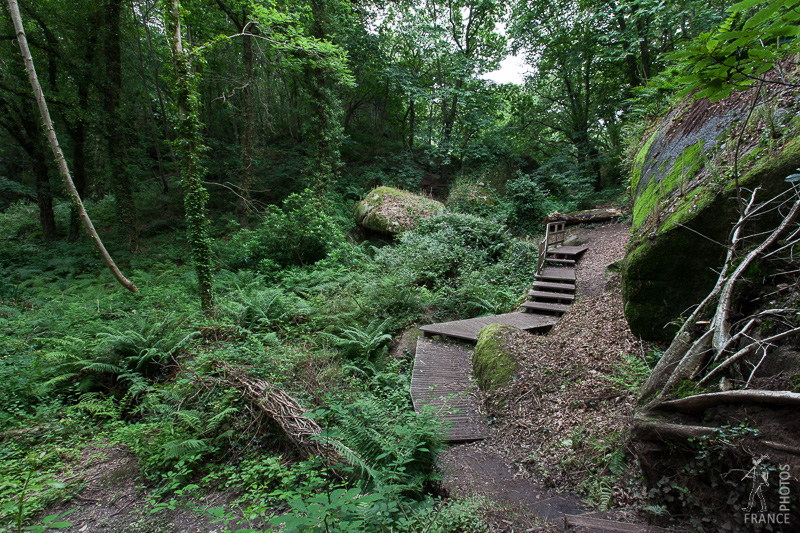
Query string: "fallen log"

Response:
xmin=546 ymin=207 xmax=624 ymax=225
xmin=658 ymin=390 xmax=800 ymax=412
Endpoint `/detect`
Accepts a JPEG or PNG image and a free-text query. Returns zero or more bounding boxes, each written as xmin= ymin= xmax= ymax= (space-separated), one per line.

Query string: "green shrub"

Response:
xmin=376 ymin=212 xmax=510 ymax=289
xmin=505 ymin=172 xmax=560 ymax=232
xmin=228 ymin=189 xmax=345 ymax=272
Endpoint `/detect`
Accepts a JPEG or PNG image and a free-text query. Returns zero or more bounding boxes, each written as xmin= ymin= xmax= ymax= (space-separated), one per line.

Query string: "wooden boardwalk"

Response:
xmin=420 ymin=312 xmax=557 ymax=343
xmin=410 ymin=226 xmax=589 ymax=442
xmin=410 ymin=338 xmax=487 ymax=442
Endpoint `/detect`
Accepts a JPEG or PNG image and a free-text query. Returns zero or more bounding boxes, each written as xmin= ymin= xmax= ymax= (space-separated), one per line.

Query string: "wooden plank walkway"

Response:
xmin=419 ymin=312 xmax=557 ymax=343
xmin=410 ymin=338 xmax=487 ymax=442
xmin=410 ymin=225 xmax=589 ymax=443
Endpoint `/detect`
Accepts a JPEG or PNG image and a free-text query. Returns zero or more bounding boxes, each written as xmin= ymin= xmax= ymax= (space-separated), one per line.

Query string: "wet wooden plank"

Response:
xmin=536 ymin=266 xmax=576 ymax=283
xmin=410 ymin=338 xmax=487 ymax=442
xmin=419 ymin=312 xmax=557 ymax=343
xmin=547 ymin=244 xmax=588 ymax=257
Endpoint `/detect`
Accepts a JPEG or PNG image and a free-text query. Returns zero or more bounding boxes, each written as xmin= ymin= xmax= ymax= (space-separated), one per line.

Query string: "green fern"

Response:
xmin=324 ymin=318 xmax=393 ymax=361
xmin=330 ymin=398 xmax=444 ymax=497
xmin=608 ymin=449 xmax=627 ymax=476
xmin=163 ymin=438 xmax=210 ymax=460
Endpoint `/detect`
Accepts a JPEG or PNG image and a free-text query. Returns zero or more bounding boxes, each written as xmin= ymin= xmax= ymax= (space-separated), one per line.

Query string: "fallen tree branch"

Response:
xmin=658 ymin=390 xmax=800 ymax=412
xmin=546 ymin=207 xmax=624 ymax=225
xmin=209 ymin=363 xmax=346 ymax=463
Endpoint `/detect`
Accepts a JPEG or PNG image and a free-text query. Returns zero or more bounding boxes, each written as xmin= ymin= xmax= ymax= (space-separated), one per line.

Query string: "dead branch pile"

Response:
xmin=639 ymin=184 xmax=800 ymax=413
xmin=212 ymin=363 xmax=345 ymax=463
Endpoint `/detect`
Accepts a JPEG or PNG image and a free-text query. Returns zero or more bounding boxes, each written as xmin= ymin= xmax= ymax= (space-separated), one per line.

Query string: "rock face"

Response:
xmin=354 ymin=186 xmax=444 ymax=235
xmin=472 ymin=323 xmax=519 ymax=391
xmin=622 ymin=82 xmax=800 ymax=341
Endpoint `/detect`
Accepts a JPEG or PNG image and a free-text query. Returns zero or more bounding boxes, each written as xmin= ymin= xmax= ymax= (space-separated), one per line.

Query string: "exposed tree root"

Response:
xmin=639 ymin=185 xmax=800 ymax=410
xmin=658 ymin=390 xmax=800 ymax=412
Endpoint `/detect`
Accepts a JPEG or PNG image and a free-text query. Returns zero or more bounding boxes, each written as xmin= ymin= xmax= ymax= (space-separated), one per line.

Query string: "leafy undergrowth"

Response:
xmin=0 ymin=195 xmax=545 ymax=532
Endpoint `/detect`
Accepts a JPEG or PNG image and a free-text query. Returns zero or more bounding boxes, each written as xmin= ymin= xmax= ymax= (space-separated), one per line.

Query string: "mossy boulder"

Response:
xmin=622 ymin=86 xmax=800 ymax=341
xmin=354 ymin=186 xmax=445 ymax=235
xmin=472 ymin=323 xmax=519 ymax=391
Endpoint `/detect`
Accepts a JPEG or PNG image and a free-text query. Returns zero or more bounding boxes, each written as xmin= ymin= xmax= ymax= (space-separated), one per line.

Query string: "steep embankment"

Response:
xmin=622 ymin=64 xmax=800 ymax=341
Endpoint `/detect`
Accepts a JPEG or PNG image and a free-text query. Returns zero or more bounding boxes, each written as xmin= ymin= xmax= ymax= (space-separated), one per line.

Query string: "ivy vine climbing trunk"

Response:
xmin=305 ymin=0 xmax=343 ymax=194
xmin=6 ymin=0 xmax=138 ymax=293
xmin=166 ymin=0 xmax=215 ymax=313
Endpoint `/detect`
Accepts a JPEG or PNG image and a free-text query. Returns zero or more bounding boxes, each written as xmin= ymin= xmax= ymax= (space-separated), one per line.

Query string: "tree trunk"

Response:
xmin=7 ymin=0 xmax=138 ymax=293
xmin=144 ymin=13 xmax=178 ymax=167
xmin=546 ymin=207 xmax=624 ymax=225
xmin=32 ymin=149 xmax=57 ymax=240
xmin=166 ymin=0 xmax=215 ymax=313
xmin=305 ymin=0 xmax=342 ymax=193
xmin=69 ymin=41 xmax=95 ymax=241
xmin=408 ymin=98 xmax=415 ymax=150
xmin=134 ymin=11 xmax=169 ymax=194
xmin=237 ymin=31 xmax=254 ymax=228
xmin=103 ymin=0 xmax=138 ymax=250
xmin=18 ymin=104 xmax=57 ymax=240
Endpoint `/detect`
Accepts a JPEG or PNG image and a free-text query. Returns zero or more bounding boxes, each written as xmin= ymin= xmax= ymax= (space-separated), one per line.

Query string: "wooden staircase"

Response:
xmin=524 ymin=221 xmax=587 ymax=317
xmin=410 ymin=220 xmax=587 ymax=443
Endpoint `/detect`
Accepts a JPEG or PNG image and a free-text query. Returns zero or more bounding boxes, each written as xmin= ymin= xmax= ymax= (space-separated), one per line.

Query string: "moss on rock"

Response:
xmin=472 ymin=323 xmax=519 ymax=391
xmin=354 ymin=186 xmax=444 ymax=235
xmin=622 ymin=85 xmax=800 ymax=341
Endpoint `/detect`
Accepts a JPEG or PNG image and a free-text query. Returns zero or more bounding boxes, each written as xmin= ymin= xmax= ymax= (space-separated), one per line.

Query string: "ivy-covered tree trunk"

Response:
xmin=305 ymin=0 xmax=343 ymax=193
xmin=166 ymin=0 xmax=215 ymax=313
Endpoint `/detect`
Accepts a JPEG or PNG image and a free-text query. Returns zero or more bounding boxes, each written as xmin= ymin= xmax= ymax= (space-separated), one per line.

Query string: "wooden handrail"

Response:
xmin=537 ymin=221 xmax=566 ymax=274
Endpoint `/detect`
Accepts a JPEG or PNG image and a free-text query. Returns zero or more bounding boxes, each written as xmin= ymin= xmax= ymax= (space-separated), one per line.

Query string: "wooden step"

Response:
xmin=532 ymin=281 xmax=575 ymax=293
xmin=528 ymin=290 xmax=574 ymax=302
xmin=536 ymin=267 xmax=576 ymax=283
xmin=545 ymin=257 xmax=576 ymax=266
xmin=420 ymin=312 xmax=558 ymax=342
xmin=547 ymin=244 xmax=588 ymax=258
xmin=521 ymin=301 xmax=571 ymax=315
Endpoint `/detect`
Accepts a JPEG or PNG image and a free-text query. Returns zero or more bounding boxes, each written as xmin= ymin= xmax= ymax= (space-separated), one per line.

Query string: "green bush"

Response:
xmin=376 ymin=212 xmax=510 ymax=289
xmin=228 ymin=189 xmax=345 ymax=272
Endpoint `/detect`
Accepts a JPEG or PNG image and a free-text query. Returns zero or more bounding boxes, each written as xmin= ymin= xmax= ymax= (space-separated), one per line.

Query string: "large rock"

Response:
xmin=354 ymin=186 xmax=444 ymax=235
xmin=622 ymin=84 xmax=800 ymax=341
xmin=472 ymin=323 xmax=519 ymax=391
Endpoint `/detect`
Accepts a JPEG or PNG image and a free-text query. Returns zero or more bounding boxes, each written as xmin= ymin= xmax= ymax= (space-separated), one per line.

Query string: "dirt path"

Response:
xmin=439 ymin=222 xmax=651 ymax=532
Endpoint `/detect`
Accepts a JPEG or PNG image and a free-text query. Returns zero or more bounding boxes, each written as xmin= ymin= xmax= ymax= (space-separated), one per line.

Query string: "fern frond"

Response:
xmin=163 ymin=438 xmax=209 ymax=460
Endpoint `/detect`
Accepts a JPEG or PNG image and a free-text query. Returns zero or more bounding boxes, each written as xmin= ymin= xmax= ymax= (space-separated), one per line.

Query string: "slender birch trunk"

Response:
xmin=6 ymin=0 xmax=138 ymax=293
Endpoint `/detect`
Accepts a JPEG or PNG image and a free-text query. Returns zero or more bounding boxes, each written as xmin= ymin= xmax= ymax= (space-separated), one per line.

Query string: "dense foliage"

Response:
xmin=2 ymin=0 xmax=795 ymax=529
